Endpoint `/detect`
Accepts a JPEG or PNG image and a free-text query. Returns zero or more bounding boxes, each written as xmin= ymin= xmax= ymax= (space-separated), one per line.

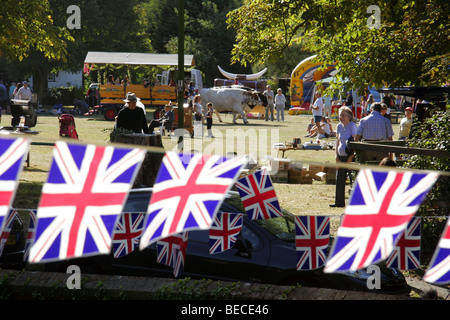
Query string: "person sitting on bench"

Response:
xmin=148 ymin=104 xmax=174 ymax=135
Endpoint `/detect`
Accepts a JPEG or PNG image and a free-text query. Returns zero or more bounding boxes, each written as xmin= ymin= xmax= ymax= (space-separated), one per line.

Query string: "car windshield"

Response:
xmin=129 ymin=188 xmax=297 ymax=243
xmin=224 ymin=192 xmax=296 ymax=242
xmin=254 ymin=210 xmax=296 ymax=242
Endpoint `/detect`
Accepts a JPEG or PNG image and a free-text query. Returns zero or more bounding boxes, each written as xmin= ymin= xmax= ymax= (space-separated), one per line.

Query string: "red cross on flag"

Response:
xmin=235 ymin=168 xmax=282 ymax=220
xmin=324 ymin=169 xmax=438 ymax=273
xmin=29 ymin=142 xmax=146 ymax=263
xmin=139 ymin=152 xmax=244 ymax=249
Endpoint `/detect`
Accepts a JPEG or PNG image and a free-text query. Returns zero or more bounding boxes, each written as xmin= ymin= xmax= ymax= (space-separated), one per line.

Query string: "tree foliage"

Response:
xmin=0 ymin=0 xmax=72 ymax=61
xmin=403 ymin=107 xmax=450 ymax=263
xmin=227 ymin=0 xmax=450 ymax=90
xmin=140 ymin=0 xmax=248 ymax=86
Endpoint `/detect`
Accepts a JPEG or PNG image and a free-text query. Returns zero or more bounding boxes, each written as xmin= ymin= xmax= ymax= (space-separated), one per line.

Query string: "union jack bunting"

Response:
xmin=140 ymin=152 xmax=244 ymax=249
xmin=324 ymin=169 xmax=438 ymax=273
xmin=157 ymin=232 xmax=188 ymax=277
xmin=0 ymin=138 xmax=30 ymax=233
xmin=29 ymin=141 xmax=146 ymax=263
xmin=209 ymin=212 xmax=243 ymax=254
xmin=295 ymin=215 xmax=330 ymax=270
xmin=23 ymin=209 xmax=37 ymax=261
xmin=424 ymin=217 xmax=450 ymax=284
xmin=0 ymin=209 xmax=19 ymax=256
xmin=112 ymin=212 xmax=145 ymax=258
xmin=235 ymin=169 xmax=282 ymax=220
xmin=386 ymin=217 xmax=421 ymax=270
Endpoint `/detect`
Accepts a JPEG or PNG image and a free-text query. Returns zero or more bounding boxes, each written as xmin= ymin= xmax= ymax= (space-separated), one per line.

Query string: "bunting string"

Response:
xmin=1 ymin=136 xmax=449 ymax=285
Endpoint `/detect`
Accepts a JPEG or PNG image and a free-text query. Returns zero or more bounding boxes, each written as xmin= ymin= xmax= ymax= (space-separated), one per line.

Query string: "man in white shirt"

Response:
xmin=15 ymin=81 xmax=32 ymax=101
xmin=311 ymin=91 xmax=324 ymax=135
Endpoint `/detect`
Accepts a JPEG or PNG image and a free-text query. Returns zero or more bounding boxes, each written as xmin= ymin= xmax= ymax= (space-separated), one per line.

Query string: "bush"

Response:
xmin=42 ymin=86 xmax=85 ymax=107
xmin=403 ymin=106 xmax=450 ymax=264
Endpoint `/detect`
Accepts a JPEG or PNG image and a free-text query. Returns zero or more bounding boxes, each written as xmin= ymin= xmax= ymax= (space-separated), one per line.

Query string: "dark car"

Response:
xmin=0 ymin=214 xmax=27 ymax=269
xmin=41 ymin=188 xmax=407 ymax=293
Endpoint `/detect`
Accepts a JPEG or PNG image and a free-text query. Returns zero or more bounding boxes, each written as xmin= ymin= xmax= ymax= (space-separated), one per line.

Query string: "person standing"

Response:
xmin=116 ymin=93 xmax=149 ymax=134
xmin=206 ymin=102 xmax=215 ymax=138
xmin=399 ymin=107 xmax=413 ymax=140
xmin=193 ymin=94 xmax=204 ymax=137
xmin=355 ymin=102 xmax=394 ymax=161
xmin=9 ymin=82 xmax=16 ymax=99
xmin=263 ymin=85 xmax=274 ymax=121
xmin=381 ymin=100 xmax=391 ymax=120
xmin=14 ymin=81 xmax=32 ymax=101
xmin=274 ymin=88 xmax=286 ymax=122
xmin=184 ymin=99 xmax=194 ymax=137
xmin=187 ymin=81 xmax=196 ymax=103
xmin=344 ymin=91 xmax=353 ymax=107
xmin=330 ymin=106 xmax=357 ymax=208
xmin=13 ymin=82 xmax=21 ymax=98
xmin=361 ymin=96 xmax=368 ymax=117
xmin=311 ymin=91 xmax=324 ymax=134
xmin=0 ymin=81 xmax=8 ymax=123
xmin=366 ymin=94 xmax=374 ymax=115
xmin=323 ymin=95 xmax=332 ymax=118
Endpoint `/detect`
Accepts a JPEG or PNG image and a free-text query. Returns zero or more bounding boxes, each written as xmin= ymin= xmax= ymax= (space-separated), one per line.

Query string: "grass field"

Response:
xmin=4 ymin=106 xmax=402 ymax=233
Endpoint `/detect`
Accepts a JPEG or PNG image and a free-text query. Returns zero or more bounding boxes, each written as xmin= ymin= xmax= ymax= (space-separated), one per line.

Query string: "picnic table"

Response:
xmin=273 ymin=141 xmax=334 ymax=158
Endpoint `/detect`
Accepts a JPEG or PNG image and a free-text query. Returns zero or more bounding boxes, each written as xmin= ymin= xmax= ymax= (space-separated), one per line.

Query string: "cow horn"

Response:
xmin=217 ymin=65 xmax=267 ymax=81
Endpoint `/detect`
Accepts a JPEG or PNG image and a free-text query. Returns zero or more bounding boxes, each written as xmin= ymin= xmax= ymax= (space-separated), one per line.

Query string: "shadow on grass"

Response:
xmin=13 ymin=181 xmax=43 ymax=209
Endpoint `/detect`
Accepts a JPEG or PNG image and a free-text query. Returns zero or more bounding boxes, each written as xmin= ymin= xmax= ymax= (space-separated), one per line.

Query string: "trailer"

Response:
xmin=84 ymin=51 xmax=201 ymax=121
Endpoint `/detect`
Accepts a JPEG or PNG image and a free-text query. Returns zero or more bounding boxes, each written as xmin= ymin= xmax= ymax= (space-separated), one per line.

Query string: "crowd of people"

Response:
xmin=115 ymin=82 xmax=289 ymax=139
xmin=327 ymin=92 xmax=417 ymax=208
xmin=0 ymin=80 xmax=35 ymax=123
xmin=116 ymin=91 xmax=216 ymax=139
xmin=2 ymin=75 xmax=420 ymax=210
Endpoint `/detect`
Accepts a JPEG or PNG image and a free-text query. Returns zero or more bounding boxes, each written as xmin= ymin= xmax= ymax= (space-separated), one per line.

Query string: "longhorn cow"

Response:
xmin=199 ymin=87 xmax=267 ymax=124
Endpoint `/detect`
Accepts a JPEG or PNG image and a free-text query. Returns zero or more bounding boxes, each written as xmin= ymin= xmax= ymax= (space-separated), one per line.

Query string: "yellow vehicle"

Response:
xmin=97 ymin=83 xmax=177 ymax=121
xmin=84 ymin=51 xmax=201 ymax=121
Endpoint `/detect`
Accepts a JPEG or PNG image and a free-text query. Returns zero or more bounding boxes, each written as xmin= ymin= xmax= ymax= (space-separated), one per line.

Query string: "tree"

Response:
xmin=140 ymin=0 xmax=250 ymax=86
xmin=0 ymin=0 xmax=71 ymax=61
xmin=3 ymin=0 xmax=148 ymax=103
xmin=227 ymin=0 xmax=450 ymax=90
xmin=403 ymin=107 xmax=450 ymax=263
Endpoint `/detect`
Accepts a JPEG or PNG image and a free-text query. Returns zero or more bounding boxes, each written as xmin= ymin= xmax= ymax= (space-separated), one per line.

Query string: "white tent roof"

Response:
xmin=84 ymin=52 xmax=195 ymax=66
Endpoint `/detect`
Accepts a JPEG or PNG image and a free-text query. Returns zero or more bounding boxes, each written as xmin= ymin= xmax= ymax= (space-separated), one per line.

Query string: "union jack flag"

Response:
xmin=139 ymin=152 xmax=244 ymax=249
xmin=157 ymin=232 xmax=188 ymax=277
xmin=0 ymin=138 xmax=30 ymax=232
xmin=209 ymin=212 xmax=243 ymax=254
xmin=29 ymin=141 xmax=146 ymax=263
xmin=295 ymin=215 xmax=330 ymax=270
xmin=386 ymin=217 xmax=421 ymax=270
xmin=112 ymin=212 xmax=145 ymax=258
xmin=424 ymin=217 xmax=450 ymax=284
xmin=0 ymin=209 xmax=19 ymax=256
xmin=235 ymin=169 xmax=282 ymax=220
xmin=324 ymin=169 xmax=438 ymax=273
xmin=23 ymin=209 xmax=37 ymax=261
